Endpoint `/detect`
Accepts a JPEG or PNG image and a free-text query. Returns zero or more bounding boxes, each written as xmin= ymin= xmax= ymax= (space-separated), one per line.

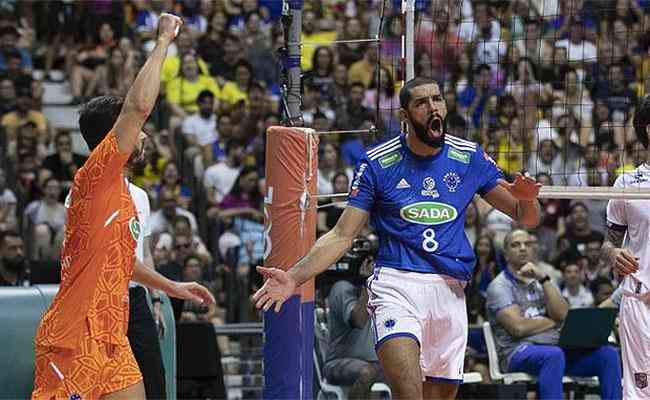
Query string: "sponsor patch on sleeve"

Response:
xmin=448 ymin=148 xmax=470 ymax=164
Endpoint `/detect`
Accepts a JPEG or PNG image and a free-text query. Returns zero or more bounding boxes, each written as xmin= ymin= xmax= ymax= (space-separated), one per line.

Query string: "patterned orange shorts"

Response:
xmin=31 ymin=331 xmax=142 ymax=399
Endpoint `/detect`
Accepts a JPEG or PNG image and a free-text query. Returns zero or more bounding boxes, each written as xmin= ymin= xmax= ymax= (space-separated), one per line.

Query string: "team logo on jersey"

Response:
xmin=400 ymin=202 xmax=458 ymax=225
xmin=350 ymin=163 xmax=368 ymax=197
xmin=379 ymin=151 xmax=402 ymax=168
xmin=632 ymin=170 xmax=648 ymax=184
xmin=421 ymin=177 xmax=439 ymax=198
xmin=635 ymin=373 xmax=648 ymax=389
xmin=443 ymin=172 xmax=461 ymax=192
xmin=396 ymin=178 xmax=410 ymax=189
xmin=129 ymin=217 xmax=141 ymax=241
xmin=448 ymin=148 xmax=470 ymax=164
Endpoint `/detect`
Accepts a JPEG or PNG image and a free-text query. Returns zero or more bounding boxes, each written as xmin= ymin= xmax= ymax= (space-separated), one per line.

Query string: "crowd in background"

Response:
xmin=0 ymin=0 xmax=648 ymax=383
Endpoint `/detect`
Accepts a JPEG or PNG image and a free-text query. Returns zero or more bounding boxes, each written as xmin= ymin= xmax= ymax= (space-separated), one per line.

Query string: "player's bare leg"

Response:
xmin=423 ymin=381 xmax=458 ymax=399
xmin=377 ymin=336 xmax=422 ymax=399
xmin=101 ymin=381 xmax=145 ymax=400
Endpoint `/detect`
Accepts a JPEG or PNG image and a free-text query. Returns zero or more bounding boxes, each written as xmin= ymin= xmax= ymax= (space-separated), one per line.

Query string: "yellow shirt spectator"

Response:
xmin=496 ymin=134 xmax=525 ymax=175
xmin=166 ymin=75 xmax=220 ymax=113
xmin=2 ymin=110 xmax=48 ymax=141
xmin=301 ymin=31 xmax=337 ymax=71
xmin=161 ymin=55 xmax=210 ymax=84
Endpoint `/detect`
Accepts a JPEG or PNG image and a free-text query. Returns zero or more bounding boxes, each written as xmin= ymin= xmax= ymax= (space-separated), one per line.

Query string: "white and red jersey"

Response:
xmin=607 ymin=163 xmax=650 ymax=290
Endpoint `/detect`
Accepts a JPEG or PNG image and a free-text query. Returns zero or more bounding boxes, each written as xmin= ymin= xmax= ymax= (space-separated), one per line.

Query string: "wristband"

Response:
xmin=538 ymin=276 xmax=551 ymax=285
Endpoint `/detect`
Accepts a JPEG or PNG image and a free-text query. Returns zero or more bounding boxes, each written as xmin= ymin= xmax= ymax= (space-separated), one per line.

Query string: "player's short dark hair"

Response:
xmin=399 ymin=77 xmax=439 ymax=109
xmin=634 ymin=95 xmax=650 ymax=149
xmin=78 ymin=95 xmax=123 ymax=152
xmin=197 ymin=90 xmax=215 ymax=103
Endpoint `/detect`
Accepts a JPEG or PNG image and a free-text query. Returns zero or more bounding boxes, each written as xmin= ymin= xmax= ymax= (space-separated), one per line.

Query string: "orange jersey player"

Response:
xmin=32 ymin=14 xmax=214 ymax=400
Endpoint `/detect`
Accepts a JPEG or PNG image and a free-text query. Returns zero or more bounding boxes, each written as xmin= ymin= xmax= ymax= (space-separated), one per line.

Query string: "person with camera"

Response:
xmin=323 ymin=237 xmax=383 ymax=400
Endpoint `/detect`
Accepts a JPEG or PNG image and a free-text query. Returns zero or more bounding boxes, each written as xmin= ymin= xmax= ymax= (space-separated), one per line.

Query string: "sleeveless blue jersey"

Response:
xmin=347 ymin=134 xmax=503 ymax=281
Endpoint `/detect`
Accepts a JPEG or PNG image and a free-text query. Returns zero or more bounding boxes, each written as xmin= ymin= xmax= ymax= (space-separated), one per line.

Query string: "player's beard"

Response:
xmin=410 ymin=112 xmax=445 ymax=149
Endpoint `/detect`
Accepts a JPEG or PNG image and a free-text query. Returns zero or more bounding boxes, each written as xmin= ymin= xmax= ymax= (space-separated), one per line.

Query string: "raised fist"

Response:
xmin=157 ymin=13 xmax=183 ymax=43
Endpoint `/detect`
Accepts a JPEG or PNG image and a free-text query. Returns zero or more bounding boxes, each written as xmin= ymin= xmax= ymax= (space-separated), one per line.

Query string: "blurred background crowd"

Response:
xmin=0 ymin=0 xmax=649 ymax=389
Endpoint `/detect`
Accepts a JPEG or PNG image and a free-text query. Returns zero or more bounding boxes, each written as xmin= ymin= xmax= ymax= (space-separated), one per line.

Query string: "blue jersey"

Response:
xmin=347 ymin=134 xmax=503 ymax=281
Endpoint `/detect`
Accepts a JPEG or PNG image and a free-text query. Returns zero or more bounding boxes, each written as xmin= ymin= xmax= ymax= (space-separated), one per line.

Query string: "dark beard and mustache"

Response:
xmin=410 ymin=113 xmax=445 ymax=148
xmin=126 ymin=144 xmax=147 ymax=171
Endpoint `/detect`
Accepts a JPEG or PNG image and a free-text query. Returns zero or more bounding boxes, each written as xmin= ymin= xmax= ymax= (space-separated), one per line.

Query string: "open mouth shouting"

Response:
xmin=428 ymin=114 xmax=443 ymax=140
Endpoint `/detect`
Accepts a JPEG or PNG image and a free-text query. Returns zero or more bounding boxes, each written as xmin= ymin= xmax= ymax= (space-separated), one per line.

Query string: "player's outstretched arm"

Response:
xmin=253 ymin=206 xmax=369 ymax=312
xmin=483 ymin=172 xmax=542 ymax=229
xmin=132 ymin=259 xmax=215 ymax=305
xmin=113 ymin=13 xmax=182 ymax=155
xmin=602 ymin=222 xmax=638 ymax=276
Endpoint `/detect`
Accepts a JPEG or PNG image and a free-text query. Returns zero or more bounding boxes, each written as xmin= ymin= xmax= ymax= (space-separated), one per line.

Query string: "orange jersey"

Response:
xmin=35 ymin=131 xmax=140 ymax=349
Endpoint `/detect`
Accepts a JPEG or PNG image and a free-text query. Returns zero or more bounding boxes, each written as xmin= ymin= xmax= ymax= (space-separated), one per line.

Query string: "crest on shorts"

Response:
xmin=69 ymin=394 xmax=81 ymax=400
xmin=635 ymin=373 xmax=648 ymax=389
xmin=129 ymin=217 xmax=141 ymax=241
xmin=383 ymin=318 xmax=396 ymax=330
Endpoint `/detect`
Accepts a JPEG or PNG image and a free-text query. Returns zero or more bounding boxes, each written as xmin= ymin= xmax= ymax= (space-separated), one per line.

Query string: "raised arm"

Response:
xmin=483 ymin=173 xmax=542 ymax=229
xmin=113 ymin=13 xmax=182 ymax=154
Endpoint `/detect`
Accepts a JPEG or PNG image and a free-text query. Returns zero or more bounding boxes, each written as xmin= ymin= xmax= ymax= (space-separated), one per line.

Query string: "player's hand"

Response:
xmin=157 ymin=13 xmax=183 ymax=44
xmin=611 ymin=248 xmax=639 ymax=276
xmin=167 ymin=281 xmax=215 ymax=305
xmin=498 ymin=173 xmax=542 ymax=201
xmin=253 ymin=266 xmax=297 ymax=312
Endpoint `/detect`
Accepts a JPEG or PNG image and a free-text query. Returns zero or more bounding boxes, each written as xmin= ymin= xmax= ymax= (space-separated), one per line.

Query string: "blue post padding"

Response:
xmin=283 ymin=55 xmax=301 ymax=70
xmin=301 ymin=301 xmax=314 ymax=400
xmin=288 ymin=0 xmax=303 ymax=9
xmin=263 ymin=295 xmax=301 ymax=399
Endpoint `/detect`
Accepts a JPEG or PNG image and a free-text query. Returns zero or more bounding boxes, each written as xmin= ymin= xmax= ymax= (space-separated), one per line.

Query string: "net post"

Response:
xmin=404 ymin=0 xmax=415 ymax=81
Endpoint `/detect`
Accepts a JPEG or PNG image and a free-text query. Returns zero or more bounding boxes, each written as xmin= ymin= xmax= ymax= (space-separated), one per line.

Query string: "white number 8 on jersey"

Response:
xmin=422 ymin=228 xmax=439 ymax=252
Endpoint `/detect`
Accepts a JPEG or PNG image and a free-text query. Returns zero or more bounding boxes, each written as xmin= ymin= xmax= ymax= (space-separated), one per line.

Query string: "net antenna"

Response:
xmin=278 ymin=0 xmax=303 ymax=127
xmin=403 ymin=0 xmax=415 ymax=82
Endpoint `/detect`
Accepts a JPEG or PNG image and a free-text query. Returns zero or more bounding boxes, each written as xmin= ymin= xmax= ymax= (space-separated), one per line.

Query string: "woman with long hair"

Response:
xmin=218 ymin=165 xmax=264 ymax=222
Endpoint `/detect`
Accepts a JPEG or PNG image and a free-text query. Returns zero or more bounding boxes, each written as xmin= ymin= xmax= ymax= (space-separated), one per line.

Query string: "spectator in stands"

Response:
xmin=0 ymin=230 xmax=27 ymax=286
xmin=133 ymin=0 xmax=165 ymax=44
xmin=561 ymin=262 xmax=595 ymax=308
xmin=95 ymin=46 xmax=137 ymax=97
xmin=220 ymin=60 xmax=252 ymax=107
xmin=166 ymin=51 xmax=220 ymax=130
xmin=23 ymin=177 xmax=66 ymax=261
xmin=556 ymin=202 xmax=605 ymax=263
xmin=0 ymin=167 xmax=18 ymax=233
xmin=334 ymin=81 xmax=373 ymax=132
xmin=204 ymin=138 xmax=245 ymax=217
xmin=300 ymin=10 xmax=336 ymax=72
xmin=157 ymin=215 xmax=212 ymax=267
xmin=158 ymin=232 xmax=196 ymax=319
xmin=337 ymin=17 xmax=367 ymax=67
xmin=324 ymin=258 xmax=384 ymax=399
xmin=155 ymin=161 xmax=192 ymax=210
xmin=595 ymin=63 xmax=636 ymax=118
xmin=458 ymin=64 xmax=501 ymax=128
xmin=68 ymin=22 xmax=115 ymax=104
xmin=218 ymin=166 xmax=264 ymax=222
xmin=554 ymin=17 xmax=597 ymax=66
xmin=307 ymin=46 xmax=335 ymax=103
xmin=179 ymin=254 xmax=222 ymax=324
xmin=464 ymin=200 xmax=482 ymax=247
xmin=181 ymin=89 xmax=218 ymax=176
xmin=317 ymin=172 xmax=349 ymax=235
xmin=1 ymin=87 xmax=49 ymax=148
xmin=0 ymin=77 xmax=16 ymax=116
xmin=160 ymin=29 xmax=210 ymax=84
xmin=591 ymin=276 xmax=616 ymax=307
xmin=364 ymin=66 xmax=400 ymax=134
xmin=348 ymin=45 xmax=378 ymax=88
xmin=317 ymin=142 xmax=353 ymax=196
xmin=528 ymin=231 xmax=561 ymax=285
xmin=41 ymin=130 xmax=87 ymax=190
xmin=149 ymin=186 xmax=198 ymax=236
xmin=486 ymin=229 xmax=622 ymax=400
xmin=471 ymin=232 xmax=499 ymax=296
xmin=209 ymin=32 xmax=243 ymax=81
xmin=0 ymin=25 xmax=32 ymax=76
xmin=582 ymin=237 xmax=611 ymax=287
